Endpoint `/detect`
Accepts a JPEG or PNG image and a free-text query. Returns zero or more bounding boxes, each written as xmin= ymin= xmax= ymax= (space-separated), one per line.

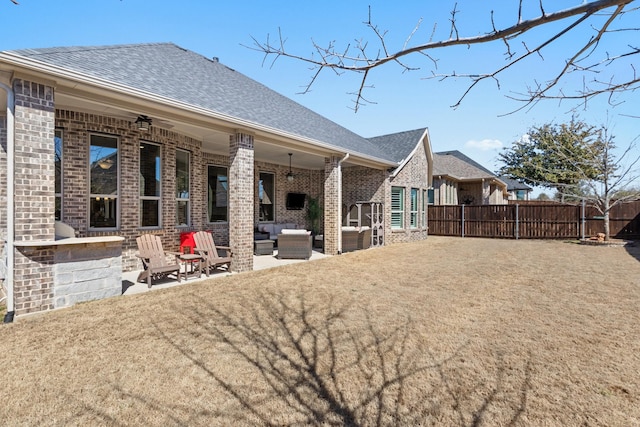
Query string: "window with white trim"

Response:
xmin=140 ymin=142 xmax=161 ymax=228
xmin=208 ymin=165 xmax=228 ymax=222
xmin=54 ymin=128 xmax=63 ymax=221
xmin=391 ymin=186 xmax=404 ymax=229
xmin=410 ymin=188 xmax=419 ymax=228
xmin=422 ymin=189 xmax=427 ymax=227
xmin=176 ymin=149 xmax=190 ymax=227
xmin=89 ymin=134 xmax=119 ymax=229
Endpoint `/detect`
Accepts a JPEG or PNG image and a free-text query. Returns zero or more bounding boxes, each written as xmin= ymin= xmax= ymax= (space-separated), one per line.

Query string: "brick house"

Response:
xmin=0 ymin=43 xmax=432 ymax=319
xmin=432 ymin=150 xmax=507 ymax=205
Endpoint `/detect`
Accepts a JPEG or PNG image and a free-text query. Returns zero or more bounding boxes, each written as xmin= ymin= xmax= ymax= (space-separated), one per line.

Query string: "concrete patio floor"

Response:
xmin=121 ymin=249 xmax=330 ymax=296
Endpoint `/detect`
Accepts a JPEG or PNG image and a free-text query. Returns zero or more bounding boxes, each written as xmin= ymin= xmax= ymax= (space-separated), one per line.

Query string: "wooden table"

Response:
xmin=177 ymin=253 xmax=203 ymax=278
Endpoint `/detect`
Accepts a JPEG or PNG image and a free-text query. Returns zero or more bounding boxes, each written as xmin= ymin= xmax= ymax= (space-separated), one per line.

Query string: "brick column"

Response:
xmin=228 ymin=131 xmax=254 ymax=272
xmin=323 ymin=155 xmax=341 ymax=255
xmin=13 ymin=79 xmax=56 ymax=315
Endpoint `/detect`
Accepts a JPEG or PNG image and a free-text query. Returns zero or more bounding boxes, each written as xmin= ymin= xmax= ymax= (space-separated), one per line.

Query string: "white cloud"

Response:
xmin=465 ymin=138 xmax=503 ymax=151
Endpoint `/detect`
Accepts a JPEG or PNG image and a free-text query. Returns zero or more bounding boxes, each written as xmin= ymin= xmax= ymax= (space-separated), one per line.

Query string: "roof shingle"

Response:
xmin=7 ymin=43 xmax=393 ymax=162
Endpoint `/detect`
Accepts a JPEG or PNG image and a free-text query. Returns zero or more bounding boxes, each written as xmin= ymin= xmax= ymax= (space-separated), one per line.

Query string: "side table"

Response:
xmin=254 ymin=239 xmax=274 ymax=256
xmin=177 ymin=253 xmax=203 ymax=279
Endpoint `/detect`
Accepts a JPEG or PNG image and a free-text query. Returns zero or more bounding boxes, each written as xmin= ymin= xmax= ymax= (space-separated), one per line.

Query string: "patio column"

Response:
xmin=482 ymin=179 xmax=491 ymax=204
xmin=228 ymin=131 xmax=254 ymax=273
xmin=12 ymin=78 xmax=56 ymax=315
xmin=323 ymin=155 xmax=341 ymax=255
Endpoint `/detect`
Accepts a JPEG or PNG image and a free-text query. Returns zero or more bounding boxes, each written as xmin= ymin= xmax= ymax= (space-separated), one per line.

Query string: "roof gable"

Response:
xmin=6 ymin=43 xmax=392 ymax=162
xmin=433 ymin=150 xmax=497 ymax=180
xmin=367 ymin=128 xmax=428 ymax=164
xmin=498 ymin=176 xmax=533 ymax=191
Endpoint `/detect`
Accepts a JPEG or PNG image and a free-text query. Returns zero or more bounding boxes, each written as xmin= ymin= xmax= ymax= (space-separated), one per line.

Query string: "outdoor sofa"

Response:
xmin=256 ymin=222 xmax=299 ymax=241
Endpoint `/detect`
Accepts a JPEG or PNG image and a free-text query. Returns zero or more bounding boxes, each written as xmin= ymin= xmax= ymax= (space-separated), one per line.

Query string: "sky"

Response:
xmin=2 ymin=0 xmax=639 ymax=197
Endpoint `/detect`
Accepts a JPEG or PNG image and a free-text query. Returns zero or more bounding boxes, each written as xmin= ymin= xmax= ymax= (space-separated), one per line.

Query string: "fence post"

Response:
xmin=461 ymin=204 xmax=465 ymax=238
xmin=515 ymin=204 xmax=519 ymax=240
xmin=581 ymin=199 xmax=585 ymax=240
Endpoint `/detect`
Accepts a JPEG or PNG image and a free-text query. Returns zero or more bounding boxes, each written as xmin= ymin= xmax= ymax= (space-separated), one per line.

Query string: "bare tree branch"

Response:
xmin=247 ymin=0 xmax=638 ymax=112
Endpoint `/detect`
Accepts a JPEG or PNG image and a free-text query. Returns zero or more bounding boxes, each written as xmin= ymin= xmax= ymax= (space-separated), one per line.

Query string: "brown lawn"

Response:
xmin=0 ymin=236 xmax=638 ymax=426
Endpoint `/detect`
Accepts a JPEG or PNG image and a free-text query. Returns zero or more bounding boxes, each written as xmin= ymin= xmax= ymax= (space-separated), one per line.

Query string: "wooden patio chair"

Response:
xmin=193 ymin=231 xmax=233 ymax=275
xmin=135 ymin=234 xmax=182 ymax=288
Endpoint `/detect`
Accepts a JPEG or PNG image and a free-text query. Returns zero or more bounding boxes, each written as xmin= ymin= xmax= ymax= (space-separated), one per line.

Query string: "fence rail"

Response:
xmin=427 ymin=201 xmax=640 ymax=239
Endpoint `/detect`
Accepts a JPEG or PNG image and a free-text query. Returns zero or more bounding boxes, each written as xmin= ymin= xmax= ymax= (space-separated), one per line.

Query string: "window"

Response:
xmin=391 ymin=187 xmax=404 ymax=229
xmin=140 ymin=142 xmax=161 ymax=228
xmin=176 ymin=150 xmax=190 ymax=227
xmin=54 ymin=128 xmax=63 ymax=221
xmin=422 ymin=189 xmax=427 ymax=228
xmin=259 ymin=172 xmax=275 ymax=222
xmin=208 ymin=165 xmax=228 ymax=222
xmin=410 ymin=188 xmax=419 ymax=228
xmin=89 ymin=134 xmax=118 ymax=229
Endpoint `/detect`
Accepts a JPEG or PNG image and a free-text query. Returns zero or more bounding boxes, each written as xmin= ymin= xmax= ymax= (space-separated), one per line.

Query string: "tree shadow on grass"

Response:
xmin=624 ymin=241 xmax=640 ymax=263
xmin=79 ymin=288 xmax=534 ymax=425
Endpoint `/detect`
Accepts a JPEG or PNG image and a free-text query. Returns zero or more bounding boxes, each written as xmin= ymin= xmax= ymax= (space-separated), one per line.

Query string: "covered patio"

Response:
xmin=121 ymin=248 xmax=331 ymax=296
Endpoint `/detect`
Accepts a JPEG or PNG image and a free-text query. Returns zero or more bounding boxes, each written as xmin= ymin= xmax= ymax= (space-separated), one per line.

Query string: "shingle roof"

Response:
xmin=498 ymin=176 xmax=533 ymax=191
xmin=6 ymin=43 xmax=392 ymax=162
xmin=367 ymin=128 xmax=427 ymax=163
xmin=433 ymin=150 xmax=496 ymax=180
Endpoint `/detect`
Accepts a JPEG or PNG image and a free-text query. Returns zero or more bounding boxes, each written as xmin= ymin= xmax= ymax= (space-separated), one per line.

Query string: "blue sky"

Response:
xmin=3 ymin=1 xmax=638 ymax=196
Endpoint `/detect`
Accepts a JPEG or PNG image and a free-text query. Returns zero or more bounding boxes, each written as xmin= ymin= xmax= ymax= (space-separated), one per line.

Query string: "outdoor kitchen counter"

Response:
xmin=13 ymin=236 xmax=125 ymax=247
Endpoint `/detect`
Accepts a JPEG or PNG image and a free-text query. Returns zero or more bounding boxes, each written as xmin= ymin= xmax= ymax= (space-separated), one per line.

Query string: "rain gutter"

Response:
xmin=0 ymin=81 xmax=14 ymax=323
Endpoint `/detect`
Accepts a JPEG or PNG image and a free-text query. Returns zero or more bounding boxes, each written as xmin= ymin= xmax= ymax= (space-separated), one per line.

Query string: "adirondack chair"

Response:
xmin=135 ymin=234 xmax=182 ymax=288
xmin=193 ymin=231 xmax=232 ymax=275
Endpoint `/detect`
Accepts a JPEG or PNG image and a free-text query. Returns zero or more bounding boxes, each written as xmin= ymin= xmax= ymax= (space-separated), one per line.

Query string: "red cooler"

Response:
xmin=180 ymin=231 xmax=196 ymax=254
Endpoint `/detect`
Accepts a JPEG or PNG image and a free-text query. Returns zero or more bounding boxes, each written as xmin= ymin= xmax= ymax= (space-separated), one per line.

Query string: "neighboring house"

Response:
xmin=498 ymin=176 xmax=533 ymax=201
xmin=432 ymin=150 xmax=507 ymax=205
xmin=0 ymin=43 xmax=432 ymax=318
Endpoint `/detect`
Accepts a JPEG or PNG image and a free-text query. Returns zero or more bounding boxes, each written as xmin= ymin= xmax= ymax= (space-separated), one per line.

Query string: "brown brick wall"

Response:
xmin=387 ymin=142 xmax=430 ymax=243
xmin=254 ymin=160 xmax=324 ymax=229
xmin=228 ymin=132 xmax=254 ymax=272
xmin=323 ymin=156 xmax=341 ymax=255
xmin=12 ymin=79 xmax=56 ymax=315
xmin=55 ymin=109 xmax=203 ymax=272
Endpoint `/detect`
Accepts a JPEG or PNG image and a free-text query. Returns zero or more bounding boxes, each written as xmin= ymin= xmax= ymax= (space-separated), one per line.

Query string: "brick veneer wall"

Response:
xmin=12 ymin=79 xmax=56 ymax=314
xmin=342 ymin=165 xmax=387 ymax=213
xmin=228 ymin=132 xmax=254 ymax=272
xmin=387 ymin=142 xmax=430 ymax=243
xmin=55 ymin=109 xmax=203 ymax=272
xmin=323 ymin=156 xmax=341 ymax=255
xmin=254 ymin=160 xmax=324 ymax=229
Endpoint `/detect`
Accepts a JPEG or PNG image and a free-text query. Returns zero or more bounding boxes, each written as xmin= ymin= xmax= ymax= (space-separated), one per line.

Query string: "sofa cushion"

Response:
xmin=281 ymin=229 xmax=310 ymax=235
xmin=259 ymin=223 xmax=299 ymax=239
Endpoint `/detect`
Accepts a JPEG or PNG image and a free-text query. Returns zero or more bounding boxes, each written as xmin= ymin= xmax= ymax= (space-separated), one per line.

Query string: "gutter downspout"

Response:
xmin=0 ymin=82 xmax=14 ymax=323
xmin=337 ymin=153 xmax=349 ymax=254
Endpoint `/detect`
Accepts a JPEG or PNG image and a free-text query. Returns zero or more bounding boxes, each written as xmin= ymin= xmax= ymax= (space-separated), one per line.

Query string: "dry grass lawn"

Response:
xmin=0 ymin=236 xmax=639 ymax=426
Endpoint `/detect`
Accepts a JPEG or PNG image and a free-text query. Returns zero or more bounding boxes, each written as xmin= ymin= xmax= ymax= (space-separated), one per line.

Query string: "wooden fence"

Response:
xmin=427 ymin=200 xmax=640 ymax=239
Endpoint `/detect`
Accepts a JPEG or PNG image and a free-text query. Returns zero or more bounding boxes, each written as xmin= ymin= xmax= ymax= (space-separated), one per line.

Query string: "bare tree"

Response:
xmin=580 ymin=126 xmax=640 ymax=240
xmin=249 ymin=0 xmax=639 ymax=112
